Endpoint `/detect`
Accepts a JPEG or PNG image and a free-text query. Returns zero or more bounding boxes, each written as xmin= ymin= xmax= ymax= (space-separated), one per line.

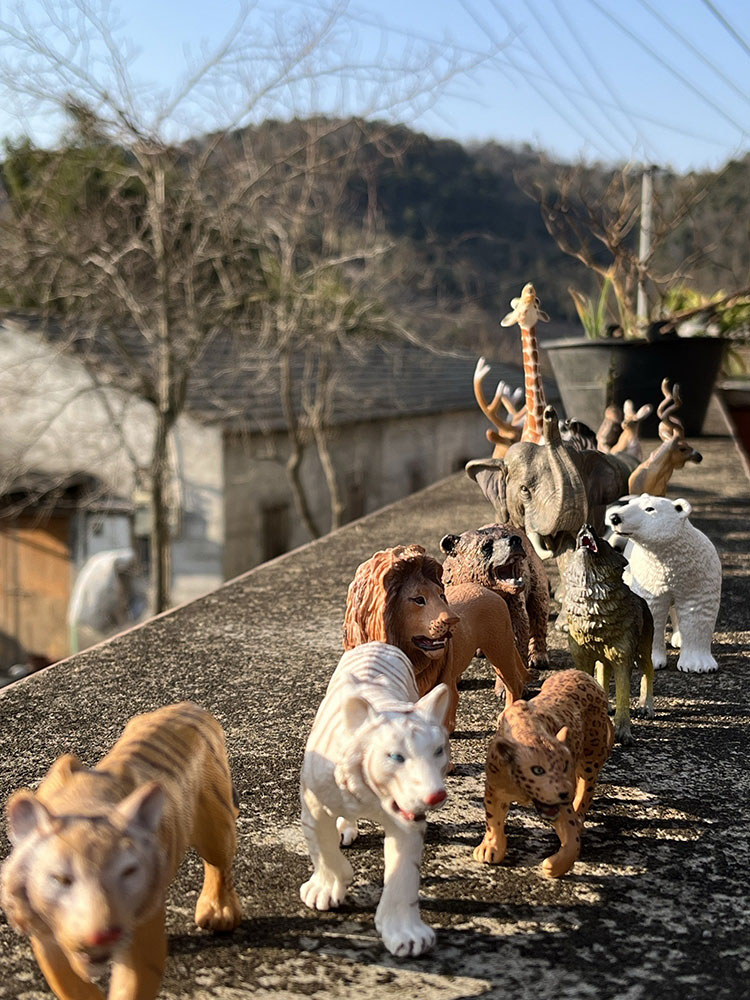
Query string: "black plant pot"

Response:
xmin=540 ymin=336 xmax=726 ymax=437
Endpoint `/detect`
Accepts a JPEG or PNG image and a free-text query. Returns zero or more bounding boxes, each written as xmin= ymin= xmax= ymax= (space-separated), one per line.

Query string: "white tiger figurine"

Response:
xmin=300 ymin=641 xmax=450 ymax=957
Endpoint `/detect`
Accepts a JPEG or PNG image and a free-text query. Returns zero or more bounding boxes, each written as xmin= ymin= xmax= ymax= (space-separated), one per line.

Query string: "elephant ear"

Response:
xmin=465 ymin=459 xmax=509 ymax=522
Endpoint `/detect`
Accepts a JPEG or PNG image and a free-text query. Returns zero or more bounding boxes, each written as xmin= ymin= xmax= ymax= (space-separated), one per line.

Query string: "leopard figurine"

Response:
xmin=474 ymin=669 xmax=613 ymax=877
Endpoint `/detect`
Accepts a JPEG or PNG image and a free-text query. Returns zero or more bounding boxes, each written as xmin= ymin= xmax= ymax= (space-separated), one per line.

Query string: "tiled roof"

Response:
xmin=0 ymin=312 xmax=558 ymax=432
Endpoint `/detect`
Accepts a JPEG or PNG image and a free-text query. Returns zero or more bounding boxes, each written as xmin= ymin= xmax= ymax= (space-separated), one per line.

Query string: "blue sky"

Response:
xmin=0 ymin=0 xmax=748 ymax=172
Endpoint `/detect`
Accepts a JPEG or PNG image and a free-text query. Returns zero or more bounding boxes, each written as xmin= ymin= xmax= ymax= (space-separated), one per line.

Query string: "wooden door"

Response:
xmin=0 ymin=514 xmax=72 ymax=668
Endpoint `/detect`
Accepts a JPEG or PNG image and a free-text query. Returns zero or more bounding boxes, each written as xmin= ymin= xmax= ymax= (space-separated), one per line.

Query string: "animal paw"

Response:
xmin=669 ymin=629 xmax=682 ymax=649
xmin=614 ymin=723 xmax=634 ymax=746
xmin=677 ymin=652 xmax=718 ymax=673
xmin=633 ymin=702 xmax=655 ymax=720
xmin=195 ymin=889 xmax=243 ymax=932
xmin=337 ymin=817 xmax=359 ymax=846
xmin=376 ymin=912 xmax=436 ymax=957
xmin=652 ymin=650 xmax=668 ymax=670
xmin=473 ymin=837 xmax=506 ymax=864
xmin=541 ymin=852 xmax=576 ymax=878
xmin=300 ymin=874 xmax=348 ymax=911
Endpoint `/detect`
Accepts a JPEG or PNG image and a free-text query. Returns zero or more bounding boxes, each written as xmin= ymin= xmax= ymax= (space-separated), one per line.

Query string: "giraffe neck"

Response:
xmin=521 ymin=324 xmax=546 ymax=443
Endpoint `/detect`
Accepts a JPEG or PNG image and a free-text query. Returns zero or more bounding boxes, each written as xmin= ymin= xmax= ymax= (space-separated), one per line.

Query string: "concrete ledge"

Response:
xmin=0 ymin=439 xmax=748 ymax=999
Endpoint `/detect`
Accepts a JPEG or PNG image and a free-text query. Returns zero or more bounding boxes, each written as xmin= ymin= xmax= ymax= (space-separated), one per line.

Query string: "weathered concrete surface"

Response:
xmin=0 ymin=436 xmax=748 ymax=1000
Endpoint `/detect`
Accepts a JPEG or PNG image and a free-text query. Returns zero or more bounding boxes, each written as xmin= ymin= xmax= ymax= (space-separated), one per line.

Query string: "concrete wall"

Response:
xmin=222 ymin=409 xmax=490 ymax=579
xmin=0 ymin=322 xmax=224 ymax=609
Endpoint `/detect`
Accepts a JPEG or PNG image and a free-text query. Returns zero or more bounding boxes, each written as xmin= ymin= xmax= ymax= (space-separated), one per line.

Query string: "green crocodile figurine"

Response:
xmin=563 ymin=524 xmax=654 ymax=745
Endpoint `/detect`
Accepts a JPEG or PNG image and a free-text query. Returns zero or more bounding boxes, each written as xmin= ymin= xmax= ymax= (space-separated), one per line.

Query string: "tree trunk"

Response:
xmin=312 ymin=421 xmax=344 ymax=530
xmin=150 ymin=409 xmax=173 ymax=614
xmin=279 ymin=349 xmax=322 ymax=539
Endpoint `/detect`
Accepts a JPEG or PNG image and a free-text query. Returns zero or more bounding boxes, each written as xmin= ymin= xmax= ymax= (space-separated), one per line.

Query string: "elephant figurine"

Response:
xmin=466 ymin=406 xmax=637 ymax=562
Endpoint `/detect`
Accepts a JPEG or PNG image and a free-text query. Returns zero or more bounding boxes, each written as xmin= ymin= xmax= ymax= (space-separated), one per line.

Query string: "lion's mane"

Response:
xmin=342 ymin=546 xmax=444 ymax=660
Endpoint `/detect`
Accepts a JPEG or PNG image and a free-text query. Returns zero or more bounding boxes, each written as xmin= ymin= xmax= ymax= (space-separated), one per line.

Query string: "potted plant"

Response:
xmin=530 ymin=163 xmax=735 ymax=436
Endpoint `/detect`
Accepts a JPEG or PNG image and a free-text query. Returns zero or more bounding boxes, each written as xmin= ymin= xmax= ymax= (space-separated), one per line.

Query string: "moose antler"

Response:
xmin=473 ymin=357 xmax=524 ymax=457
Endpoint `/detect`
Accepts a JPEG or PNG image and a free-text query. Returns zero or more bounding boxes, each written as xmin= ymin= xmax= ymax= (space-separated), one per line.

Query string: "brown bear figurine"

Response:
xmin=441 ymin=524 xmax=549 ymax=670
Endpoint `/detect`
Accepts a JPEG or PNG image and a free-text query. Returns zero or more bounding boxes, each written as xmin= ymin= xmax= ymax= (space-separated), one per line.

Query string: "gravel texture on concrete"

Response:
xmin=0 ymin=436 xmax=748 ymax=1000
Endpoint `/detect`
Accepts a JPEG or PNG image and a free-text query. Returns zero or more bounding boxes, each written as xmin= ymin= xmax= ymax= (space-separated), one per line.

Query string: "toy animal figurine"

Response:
xmin=440 ymin=524 xmax=550 ymax=671
xmin=474 ymin=669 xmax=613 ymax=877
xmin=1 ymin=703 xmax=242 ymax=1000
xmin=500 ymin=282 xmax=549 ymax=443
xmin=300 ymin=641 xmax=450 ymax=957
xmin=606 ymin=494 xmax=722 ymax=673
xmin=563 ymin=524 xmax=654 ymax=745
xmin=473 ymin=357 xmax=524 ymax=458
xmin=559 ymin=418 xmax=598 ymax=451
xmin=628 ymin=380 xmax=702 ymax=496
xmin=342 ymin=545 xmax=529 ymax=733
xmin=596 ymin=403 xmax=624 ymax=452
xmin=467 ymin=406 xmax=638 ymax=561
xmin=611 ymin=400 xmax=653 ymax=460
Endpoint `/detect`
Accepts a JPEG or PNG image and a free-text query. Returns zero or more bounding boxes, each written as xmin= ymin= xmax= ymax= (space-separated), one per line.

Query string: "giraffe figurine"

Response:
xmin=500 ymin=282 xmax=550 ymax=444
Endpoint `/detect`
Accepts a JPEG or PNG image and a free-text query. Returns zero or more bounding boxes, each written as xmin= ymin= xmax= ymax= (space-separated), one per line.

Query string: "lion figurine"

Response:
xmin=1 ymin=702 xmax=243 ymax=1000
xmin=474 ymin=669 xmax=613 ymax=878
xmin=300 ymin=641 xmax=451 ymax=957
xmin=343 ymin=545 xmax=529 ymax=734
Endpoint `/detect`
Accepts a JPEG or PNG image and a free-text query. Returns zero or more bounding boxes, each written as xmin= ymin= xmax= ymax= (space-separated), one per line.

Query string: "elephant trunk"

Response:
xmin=534 ymin=407 xmax=588 ymax=543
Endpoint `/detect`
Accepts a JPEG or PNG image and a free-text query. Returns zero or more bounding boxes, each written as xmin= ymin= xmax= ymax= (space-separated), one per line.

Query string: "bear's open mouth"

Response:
xmin=491 ymin=558 xmax=525 ymax=591
xmin=412 ymin=635 xmax=449 ymax=652
xmin=392 ymin=800 xmax=426 ymax=823
xmin=533 ymin=799 xmax=561 ymax=820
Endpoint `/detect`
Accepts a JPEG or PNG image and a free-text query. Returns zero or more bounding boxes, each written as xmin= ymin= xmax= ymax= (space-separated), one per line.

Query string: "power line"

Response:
xmin=636 ymin=0 xmax=750 ymax=110
xmin=585 ymin=0 xmax=748 ymax=136
xmin=521 ymin=0 xmax=635 ymax=160
xmin=548 ymin=0 xmax=656 ymax=160
xmin=340 ymin=0 xmax=733 ymax=149
xmin=280 ymin=0 xmax=743 ymax=156
xmin=464 ymin=0 xmax=625 ymax=160
xmin=699 ymin=0 xmax=750 ymax=59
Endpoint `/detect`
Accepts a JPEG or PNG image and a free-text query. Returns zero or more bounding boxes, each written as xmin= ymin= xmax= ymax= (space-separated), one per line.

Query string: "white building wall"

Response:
xmin=223 ymin=409 xmax=489 ymax=579
xmin=0 ymin=322 xmax=224 ymax=607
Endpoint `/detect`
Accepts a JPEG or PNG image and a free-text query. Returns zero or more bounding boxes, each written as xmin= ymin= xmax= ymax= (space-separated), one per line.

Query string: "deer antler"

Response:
xmin=657 ymin=379 xmax=685 ymax=441
xmin=496 ymin=380 xmax=526 ymax=426
xmin=474 ymin=358 xmax=523 ymax=456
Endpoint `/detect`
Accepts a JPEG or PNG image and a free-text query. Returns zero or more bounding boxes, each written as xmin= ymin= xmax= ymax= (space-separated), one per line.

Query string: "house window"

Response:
xmin=344 ymin=479 xmax=366 ymax=523
xmin=408 ymin=463 xmax=425 ymax=493
xmin=261 ymin=503 xmax=290 ymax=562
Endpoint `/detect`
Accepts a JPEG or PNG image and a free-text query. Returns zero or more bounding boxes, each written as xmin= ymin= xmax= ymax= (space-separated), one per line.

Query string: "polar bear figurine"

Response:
xmin=605 ymin=494 xmax=722 ymax=673
xmin=300 ymin=642 xmax=451 ymax=957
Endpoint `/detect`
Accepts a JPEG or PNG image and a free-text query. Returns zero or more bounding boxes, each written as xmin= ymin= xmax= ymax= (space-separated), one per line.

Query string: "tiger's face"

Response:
xmin=396 ymin=576 xmax=460 ymax=661
xmin=345 ymin=685 xmax=451 ymax=830
xmin=2 ymin=782 xmax=167 ymax=982
xmin=490 ymin=704 xmax=575 ymax=822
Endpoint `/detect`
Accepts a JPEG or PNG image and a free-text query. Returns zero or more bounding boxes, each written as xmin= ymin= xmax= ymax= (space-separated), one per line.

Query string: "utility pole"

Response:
xmin=636 ymin=164 xmax=656 ymax=330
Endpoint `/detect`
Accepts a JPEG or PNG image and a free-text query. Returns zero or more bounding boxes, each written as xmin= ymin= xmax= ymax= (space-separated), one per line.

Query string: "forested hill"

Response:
xmin=338 ymin=122 xmax=749 ymax=346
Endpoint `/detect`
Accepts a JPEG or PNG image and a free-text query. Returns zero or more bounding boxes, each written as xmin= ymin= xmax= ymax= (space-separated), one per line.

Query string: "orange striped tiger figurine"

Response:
xmin=1 ymin=702 xmax=243 ymax=1000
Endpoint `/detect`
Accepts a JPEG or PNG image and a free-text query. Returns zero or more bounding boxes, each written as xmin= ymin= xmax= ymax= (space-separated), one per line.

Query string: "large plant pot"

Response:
xmin=540 ymin=336 xmax=726 ymax=437
xmin=717 ymin=381 xmax=750 ymax=460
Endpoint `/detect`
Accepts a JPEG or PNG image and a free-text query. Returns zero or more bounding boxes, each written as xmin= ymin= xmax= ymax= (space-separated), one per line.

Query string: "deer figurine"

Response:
xmin=628 ymin=380 xmax=702 ymax=496
xmin=611 ymin=400 xmax=653 ymax=460
xmin=473 ymin=357 xmax=525 ymax=458
xmin=596 ymin=404 xmax=624 ymax=453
